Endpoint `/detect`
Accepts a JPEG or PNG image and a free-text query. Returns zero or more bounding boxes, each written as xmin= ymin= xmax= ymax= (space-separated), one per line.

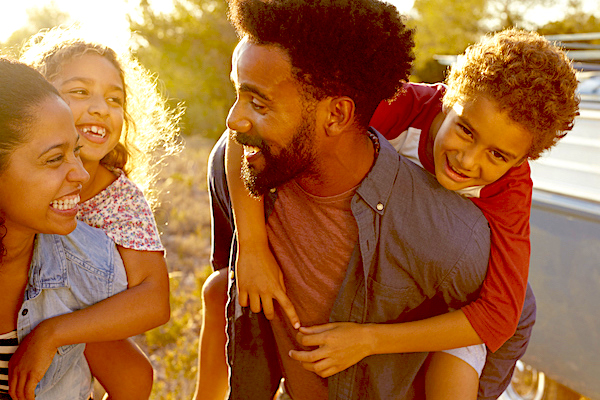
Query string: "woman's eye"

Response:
xmin=74 ymin=145 xmax=83 ymax=156
xmin=47 ymin=154 xmax=64 ymax=164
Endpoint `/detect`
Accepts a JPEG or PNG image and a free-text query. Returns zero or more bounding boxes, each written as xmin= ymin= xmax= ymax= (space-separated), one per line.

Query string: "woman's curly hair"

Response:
xmin=20 ymin=26 xmax=183 ymax=208
xmin=228 ymin=0 xmax=415 ymax=128
xmin=443 ymin=28 xmax=580 ymax=160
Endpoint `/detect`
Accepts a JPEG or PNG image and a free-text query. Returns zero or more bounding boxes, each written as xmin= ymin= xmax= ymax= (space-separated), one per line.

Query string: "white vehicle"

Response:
xmin=501 ymin=70 xmax=600 ymax=400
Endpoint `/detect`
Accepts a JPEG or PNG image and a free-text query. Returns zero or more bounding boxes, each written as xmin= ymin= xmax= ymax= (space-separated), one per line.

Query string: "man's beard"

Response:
xmin=232 ymin=112 xmax=316 ymax=198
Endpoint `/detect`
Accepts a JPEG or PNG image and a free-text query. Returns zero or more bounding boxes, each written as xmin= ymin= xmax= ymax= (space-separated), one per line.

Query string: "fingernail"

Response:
xmin=294 ymin=322 xmax=300 ymax=329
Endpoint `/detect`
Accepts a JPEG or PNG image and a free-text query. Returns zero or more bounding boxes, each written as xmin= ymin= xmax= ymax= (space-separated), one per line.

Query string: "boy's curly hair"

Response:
xmin=20 ymin=26 xmax=183 ymax=208
xmin=443 ymin=28 xmax=580 ymax=160
xmin=228 ymin=0 xmax=415 ymax=128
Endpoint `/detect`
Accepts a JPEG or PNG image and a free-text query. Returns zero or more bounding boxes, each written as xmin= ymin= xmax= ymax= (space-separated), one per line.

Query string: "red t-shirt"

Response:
xmin=370 ymin=83 xmax=532 ymax=352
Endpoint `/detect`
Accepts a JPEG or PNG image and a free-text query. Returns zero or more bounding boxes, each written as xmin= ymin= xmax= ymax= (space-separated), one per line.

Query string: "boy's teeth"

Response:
xmin=50 ymin=195 xmax=80 ymax=211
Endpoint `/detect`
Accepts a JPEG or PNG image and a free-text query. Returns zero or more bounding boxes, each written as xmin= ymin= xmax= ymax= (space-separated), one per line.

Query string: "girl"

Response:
xmin=16 ymin=27 xmax=182 ymax=399
xmin=0 ymin=57 xmax=125 ymax=400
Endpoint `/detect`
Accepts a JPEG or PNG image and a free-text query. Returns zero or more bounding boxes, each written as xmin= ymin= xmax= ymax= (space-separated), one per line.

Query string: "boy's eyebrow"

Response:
xmin=457 ymin=111 xmax=519 ymax=160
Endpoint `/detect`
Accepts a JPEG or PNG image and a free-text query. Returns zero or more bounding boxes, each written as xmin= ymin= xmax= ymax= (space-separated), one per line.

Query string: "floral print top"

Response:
xmin=77 ymin=170 xmax=164 ymax=251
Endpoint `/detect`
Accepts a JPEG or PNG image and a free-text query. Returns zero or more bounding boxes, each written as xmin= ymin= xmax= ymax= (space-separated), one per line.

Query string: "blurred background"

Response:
xmin=1 ymin=1 xmax=599 ymax=399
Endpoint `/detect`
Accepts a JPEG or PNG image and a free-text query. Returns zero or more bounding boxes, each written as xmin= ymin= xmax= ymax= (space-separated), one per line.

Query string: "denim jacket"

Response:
xmin=16 ymin=221 xmax=127 ymax=400
xmin=209 ymin=130 xmax=496 ymax=399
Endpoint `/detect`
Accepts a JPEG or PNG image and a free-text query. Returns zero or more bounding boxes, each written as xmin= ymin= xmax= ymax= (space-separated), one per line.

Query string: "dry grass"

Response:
xmin=134 ymin=135 xmax=218 ymax=400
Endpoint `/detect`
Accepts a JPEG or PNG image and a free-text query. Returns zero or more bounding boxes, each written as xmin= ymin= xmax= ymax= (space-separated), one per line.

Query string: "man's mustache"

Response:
xmin=229 ymin=129 xmax=265 ymax=150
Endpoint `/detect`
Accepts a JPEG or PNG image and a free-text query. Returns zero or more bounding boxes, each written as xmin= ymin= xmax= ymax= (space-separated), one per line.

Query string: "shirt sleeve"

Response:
xmin=462 ymin=162 xmax=533 ymax=352
xmin=370 ymin=82 xmax=445 ymax=140
xmin=78 ymin=173 xmax=165 ymax=252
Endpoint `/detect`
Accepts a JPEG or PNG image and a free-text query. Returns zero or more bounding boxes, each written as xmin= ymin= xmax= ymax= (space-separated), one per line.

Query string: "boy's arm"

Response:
xmin=225 ymin=134 xmax=300 ymax=327
xmin=289 ymin=310 xmax=482 ymax=378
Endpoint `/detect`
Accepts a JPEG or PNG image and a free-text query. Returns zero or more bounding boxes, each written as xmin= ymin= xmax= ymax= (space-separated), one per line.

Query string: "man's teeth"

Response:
xmin=81 ymin=126 xmax=106 ymax=138
xmin=244 ymin=145 xmax=260 ymax=156
xmin=50 ymin=195 xmax=80 ymax=211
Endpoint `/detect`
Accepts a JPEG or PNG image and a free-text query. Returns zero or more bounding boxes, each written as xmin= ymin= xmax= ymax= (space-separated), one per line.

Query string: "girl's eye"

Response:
xmin=69 ymin=89 xmax=88 ymax=96
xmin=108 ymin=96 xmax=124 ymax=106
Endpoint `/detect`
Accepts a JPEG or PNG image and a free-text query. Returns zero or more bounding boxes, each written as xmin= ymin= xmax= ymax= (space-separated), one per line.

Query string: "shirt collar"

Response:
xmin=355 ymin=127 xmax=400 ymax=215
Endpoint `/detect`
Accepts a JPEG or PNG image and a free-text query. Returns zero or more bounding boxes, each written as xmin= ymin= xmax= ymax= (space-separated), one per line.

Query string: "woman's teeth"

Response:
xmin=50 ymin=195 xmax=80 ymax=210
xmin=81 ymin=126 xmax=106 ymax=138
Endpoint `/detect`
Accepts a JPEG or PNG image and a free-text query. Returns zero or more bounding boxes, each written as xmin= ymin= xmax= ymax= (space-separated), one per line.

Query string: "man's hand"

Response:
xmin=8 ymin=324 xmax=58 ymax=400
xmin=289 ymin=322 xmax=374 ymax=378
xmin=236 ymin=244 xmax=301 ymax=329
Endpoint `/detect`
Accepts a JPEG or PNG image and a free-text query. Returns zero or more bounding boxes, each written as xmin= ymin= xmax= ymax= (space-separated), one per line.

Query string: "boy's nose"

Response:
xmin=226 ymin=100 xmax=251 ymax=133
xmin=457 ymin=147 xmax=479 ymax=171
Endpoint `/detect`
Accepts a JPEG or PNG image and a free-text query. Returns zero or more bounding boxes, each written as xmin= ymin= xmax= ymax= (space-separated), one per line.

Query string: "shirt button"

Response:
xmin=376 ymin=202 xmax=384 ymax=211
xmin=229 ymin=270 xmax=235 ymax=280
xmin=270 ymin=188 xmax=277 ymax=193
xmin=21 ymin=309 xmax=28 ymax=316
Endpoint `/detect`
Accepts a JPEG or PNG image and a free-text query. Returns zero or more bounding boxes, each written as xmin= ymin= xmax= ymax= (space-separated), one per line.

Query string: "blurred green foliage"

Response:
xmin=130 ymin=0 xmax=238 ymax=138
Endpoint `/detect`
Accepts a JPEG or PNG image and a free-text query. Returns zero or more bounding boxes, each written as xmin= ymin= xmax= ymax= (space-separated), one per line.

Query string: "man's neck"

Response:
xmin=296 ymin=130 xmax=375 ymax=197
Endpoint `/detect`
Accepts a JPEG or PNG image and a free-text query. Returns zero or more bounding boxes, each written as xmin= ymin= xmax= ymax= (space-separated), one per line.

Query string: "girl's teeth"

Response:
xmin=50 ymin=195 xmax=80 ymax=211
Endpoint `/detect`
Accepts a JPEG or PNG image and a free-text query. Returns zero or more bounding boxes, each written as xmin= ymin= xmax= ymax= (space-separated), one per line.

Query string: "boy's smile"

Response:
xmin=432 ymin=96 xmax=532 ymax=192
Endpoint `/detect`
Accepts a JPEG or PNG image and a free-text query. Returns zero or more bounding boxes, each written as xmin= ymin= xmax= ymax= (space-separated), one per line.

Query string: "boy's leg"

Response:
xmin=478 ymin=283 xmax=536 ymax=400
xmin=85 ymin=339 xmax=153 ymax=400
xmin=424 ymin=351 xmax=480 ymax=400
xmin=193 ymin=269 xmax=229 ymax=400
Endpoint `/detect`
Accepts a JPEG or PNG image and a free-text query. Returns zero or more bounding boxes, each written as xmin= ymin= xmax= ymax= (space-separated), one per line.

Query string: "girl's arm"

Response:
xmin=225 ymin=134 xmax=300 ymax=328
xmin=8 ymin=249 xmax=170 ymax=399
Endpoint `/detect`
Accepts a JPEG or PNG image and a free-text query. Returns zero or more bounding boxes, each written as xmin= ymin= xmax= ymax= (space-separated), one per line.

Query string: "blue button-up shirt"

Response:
xmin=209 ymin=130 xmax=497 ymax=399
xmin=16 ymin=221 xmax=127 ymax=400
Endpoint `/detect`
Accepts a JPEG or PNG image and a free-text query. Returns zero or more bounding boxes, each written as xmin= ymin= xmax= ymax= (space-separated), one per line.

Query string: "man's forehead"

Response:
xmin=231 ymin=39 xmax=297 ymax=92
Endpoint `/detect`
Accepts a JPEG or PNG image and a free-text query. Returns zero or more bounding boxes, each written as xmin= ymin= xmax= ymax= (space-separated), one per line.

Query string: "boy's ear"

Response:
xmin=441 ymin=102 xmax=450 ymax=115
xmin=323 ymin=96 xmax=355 ymax=137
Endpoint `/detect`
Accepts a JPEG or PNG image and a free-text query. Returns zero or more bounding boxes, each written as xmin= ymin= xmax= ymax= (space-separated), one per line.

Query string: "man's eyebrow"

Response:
xmin=237 ymin=83 xmax=273 ymax=102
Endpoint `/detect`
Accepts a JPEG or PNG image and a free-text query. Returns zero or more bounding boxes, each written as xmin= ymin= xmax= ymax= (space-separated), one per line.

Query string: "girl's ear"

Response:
xmin=323 ymin=96 xmax=355 ymax=137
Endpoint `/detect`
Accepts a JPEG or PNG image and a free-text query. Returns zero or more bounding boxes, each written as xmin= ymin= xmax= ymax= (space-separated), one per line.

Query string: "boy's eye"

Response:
xmin=491 ymin=150 xmax=507 ymax=162
xmin=459 ymin=125 xmax=473 ymax=138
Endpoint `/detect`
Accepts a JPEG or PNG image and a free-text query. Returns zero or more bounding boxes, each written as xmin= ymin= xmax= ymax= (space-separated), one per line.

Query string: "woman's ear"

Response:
xmin=323 ymin=96 xmax=355 ymax=137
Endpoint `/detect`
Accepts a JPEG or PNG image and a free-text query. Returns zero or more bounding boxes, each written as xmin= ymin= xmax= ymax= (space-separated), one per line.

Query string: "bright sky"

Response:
xmin=0 ymin=0 xmax=598 ymax=43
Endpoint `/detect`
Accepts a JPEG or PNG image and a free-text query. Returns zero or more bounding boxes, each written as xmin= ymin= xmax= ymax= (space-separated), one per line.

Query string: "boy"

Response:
xmin=203 ymin=27 xmax=579 ymax=399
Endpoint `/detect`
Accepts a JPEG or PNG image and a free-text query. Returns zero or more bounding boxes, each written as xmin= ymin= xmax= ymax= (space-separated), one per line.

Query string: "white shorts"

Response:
xmin=441 ymin=344 xmax=487 ymax=376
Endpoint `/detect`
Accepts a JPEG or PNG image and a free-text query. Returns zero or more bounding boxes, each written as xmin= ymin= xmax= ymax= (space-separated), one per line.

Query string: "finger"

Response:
xmin=274 ymin=291 xmax=301 ymax=329
xmin=316 ymin=365 xmax=338 ymax=378
xmin=25 ymin=375 xmax=37 ymax=400
xmin=238 ymin=289 xmax=249 ymax=307
xmin=296 ymin=331 xmax=326 ymax=348
xmin=289 ymin=348 xmax=325 ymax=363
xmin=249 ymin=292 xmax=263 ymax=314
xmin=261 ymin=296 xmax=276 ymax=320
xmin=298 ymin=323 xmax=336 ymax=335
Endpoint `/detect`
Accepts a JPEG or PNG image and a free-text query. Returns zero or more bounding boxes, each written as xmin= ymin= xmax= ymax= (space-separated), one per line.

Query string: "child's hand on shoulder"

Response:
xmin=236 ymin=243 xmax=300 ymax=329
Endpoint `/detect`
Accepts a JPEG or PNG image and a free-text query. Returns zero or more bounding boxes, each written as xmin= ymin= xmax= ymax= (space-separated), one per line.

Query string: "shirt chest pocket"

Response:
xmin=37 ymin=343 xmax=85 ymax=396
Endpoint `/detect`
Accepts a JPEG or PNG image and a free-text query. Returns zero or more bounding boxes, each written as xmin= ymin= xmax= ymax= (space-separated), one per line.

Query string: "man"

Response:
xmin=206 ymin=1 xmax=533 ymax=399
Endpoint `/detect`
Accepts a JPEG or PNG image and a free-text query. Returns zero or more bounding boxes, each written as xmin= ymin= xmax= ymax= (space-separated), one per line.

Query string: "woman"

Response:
xmin=0 ymin=57 xmax=127 ymax=400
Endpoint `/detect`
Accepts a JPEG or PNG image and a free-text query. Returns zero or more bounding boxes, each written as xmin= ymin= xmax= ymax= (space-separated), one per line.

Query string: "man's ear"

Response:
xmin=323 ymin=96 xmax=355 ymax=137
